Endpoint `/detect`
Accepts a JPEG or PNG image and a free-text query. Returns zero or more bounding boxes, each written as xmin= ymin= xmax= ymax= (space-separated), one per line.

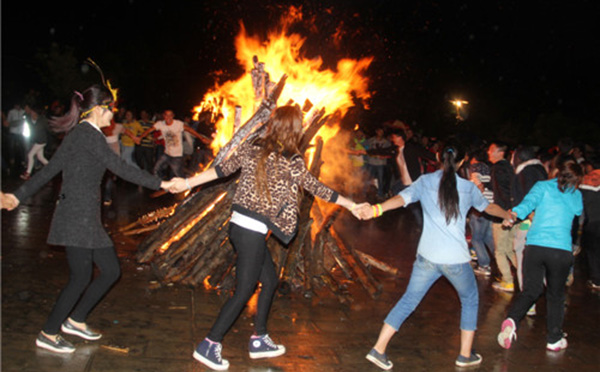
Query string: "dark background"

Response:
xmin=2 ymin=0 xmax=599 ymax=146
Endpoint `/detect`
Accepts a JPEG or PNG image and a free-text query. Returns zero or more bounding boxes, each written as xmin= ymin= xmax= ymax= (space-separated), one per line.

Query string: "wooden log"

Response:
xmin=299 ymin=108 xmax=326 ymax=153
xmin=185 ymin=233 xmax=234 ymax=286
xmin=330 ymin=227 xmax=382 ymax=299
xmin=323 ymin=233 xmax=353 ymax=280
xmin=234 ymin=105 xmax=242 ymax=131
xmin=355 ymin=250 xmax=399 ymax=276
xmin=320 ymin=272 xmax=352 ymax=306
xmin=119 ymin=206 xmax=176 ymax=232
xmin=208 ymin=253 xmax=235 ymax=289
xmin=310 ymin=207 xmax=342 ymax=284
xmin=212 ymin=74 xmax=287 ymax=166
xmin=121 ymin=223 xmax=161 ymax=236
xmin=137 ymin=182 xmax=231 ymax=262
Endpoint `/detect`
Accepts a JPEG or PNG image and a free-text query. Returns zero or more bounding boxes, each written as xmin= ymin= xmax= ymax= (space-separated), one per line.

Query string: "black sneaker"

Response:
xmin=61 ymin=319 xmax=102 ymax=341
xmin=455 ymin=351 xmax=482 ymax=367
xmin=366 ymin=348 xmax=393 ymax=370
xmin=36 ymin=333 xmax=75 ymax=354
xmin=193 ymin=338 xmax=229 ymax=370
xmin=248 ymin=334 xmax=286 ymax=359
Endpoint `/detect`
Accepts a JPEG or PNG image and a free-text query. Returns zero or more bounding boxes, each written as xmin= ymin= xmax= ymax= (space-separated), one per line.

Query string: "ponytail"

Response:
xmin=556 ymin=157 xmax=583 ymax=192
xmin=49 ymin=85 xmax=113 ymax=133
xmin=438 ymin=144 xmax=463 ymax=223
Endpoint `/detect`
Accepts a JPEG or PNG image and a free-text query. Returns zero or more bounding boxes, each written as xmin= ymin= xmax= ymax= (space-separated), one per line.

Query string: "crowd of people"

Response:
xmin=1 ymin=81 xmax=599 ymax=370
xmin=2 ymin=101 xmax=214 ymax=189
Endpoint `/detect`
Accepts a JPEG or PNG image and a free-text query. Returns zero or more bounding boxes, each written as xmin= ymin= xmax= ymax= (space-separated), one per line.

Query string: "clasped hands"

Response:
xmin=350 ymin=202 xmax=384 ymax=220
xmin=160 ymin=177 xmax=192 ymax=194
xmin=502 ymin=210 xmax=518 ymax=227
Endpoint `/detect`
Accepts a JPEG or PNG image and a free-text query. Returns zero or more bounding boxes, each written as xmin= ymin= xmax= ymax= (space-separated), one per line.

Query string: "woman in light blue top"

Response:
xmin=360 ymin=141 xmax=512 ymax=370
xmin=497 ymin=157 xmax=583 ymax=352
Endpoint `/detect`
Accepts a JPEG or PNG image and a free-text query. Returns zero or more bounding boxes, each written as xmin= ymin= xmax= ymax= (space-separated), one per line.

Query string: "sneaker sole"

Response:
xmin=498 ymin=320 xmax=516 ymax=349
xmin=193 ymin=350 xmax=229 ymax=370
xmin=61 ymin=324 xmax=102 ymax=341
xmin=493 ymin=285 xmax=515 ymax=293
xmin=366 ymin=353 xmax=393 ymax=370
xmin=546 ymin=339 xmax=568 ymax=351
xmin=36 ymin=338 xmax=75 ymax=354
xmin=249 ymin=346 xmax=286 ymax=359
xmin=455 ymin=356 xmax=483 ymax=367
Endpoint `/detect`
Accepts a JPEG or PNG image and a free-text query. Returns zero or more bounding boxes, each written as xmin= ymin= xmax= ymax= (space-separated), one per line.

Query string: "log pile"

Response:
xmin=129 ymin=59 xmax=396 ymax=303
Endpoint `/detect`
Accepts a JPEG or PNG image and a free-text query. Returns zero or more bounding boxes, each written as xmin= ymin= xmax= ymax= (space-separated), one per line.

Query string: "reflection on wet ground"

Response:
xmin=2 ymin=179 xmax=599 ymax=371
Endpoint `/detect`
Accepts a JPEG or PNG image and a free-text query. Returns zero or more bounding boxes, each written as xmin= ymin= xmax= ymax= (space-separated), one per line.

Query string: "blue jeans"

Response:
xmin=469 ymin=212 xmax=495 ymax=267
xmin=384 ymin=255 xmax=479 ymax=331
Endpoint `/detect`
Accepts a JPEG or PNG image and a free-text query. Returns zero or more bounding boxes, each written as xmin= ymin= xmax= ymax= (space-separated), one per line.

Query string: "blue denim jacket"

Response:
xmin=399 ymin=170 xmax=489 ymax=264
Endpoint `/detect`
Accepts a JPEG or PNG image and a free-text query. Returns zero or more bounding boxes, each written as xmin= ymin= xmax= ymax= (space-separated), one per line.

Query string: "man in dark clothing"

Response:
xmin=580 ymin=164 xmax=600 ymax=290
xmin=488 ymin=142 xmax=517 ymax=292
xmin=388 ymin=128 xmax=438 ymax=194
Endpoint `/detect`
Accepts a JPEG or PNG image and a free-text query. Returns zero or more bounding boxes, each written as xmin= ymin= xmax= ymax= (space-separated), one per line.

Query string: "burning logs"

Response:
xmin=132 ymin=77 xmax=395 ymax=303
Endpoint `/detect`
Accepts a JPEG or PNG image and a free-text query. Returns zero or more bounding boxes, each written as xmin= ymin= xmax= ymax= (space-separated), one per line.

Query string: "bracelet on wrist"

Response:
xmin=185 ymin=178 xmax=191 ymax=190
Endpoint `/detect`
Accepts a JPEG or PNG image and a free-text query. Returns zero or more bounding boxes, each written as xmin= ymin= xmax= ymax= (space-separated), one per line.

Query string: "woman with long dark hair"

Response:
xmin=168 ymin=104 xmax=363 ymax=370
xmin=497 ymin=157 xmax=583 ymax=351
xmin=2 ymin=83 xmax=173 ymax=353
xmin=358 ymin=141 xmax=512 ymax=370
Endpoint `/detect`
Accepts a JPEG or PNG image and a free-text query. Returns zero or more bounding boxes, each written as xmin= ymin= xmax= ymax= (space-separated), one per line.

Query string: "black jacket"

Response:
xmin=512 ymin=161 xmax=548 ymax=206
xmin=490 ymin=159 xmax=514 ymax=210
xmin=14 ymin=122 xmax=161 ymax=248
xmin=403 ymin=142 xmax=438 ymax=182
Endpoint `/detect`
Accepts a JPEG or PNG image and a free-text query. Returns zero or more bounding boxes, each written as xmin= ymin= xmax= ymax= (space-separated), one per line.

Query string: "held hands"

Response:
xmin=502 ymin=210 xmax=518 ymax=227
xmin=349 ymin=202 xmax=371 ymax=220
xmin=1 ymin=192 xmax=19 ymax=211
xmin=166 ymin=177 xmax=190 ymax=193
xmin=354 ymin=203 xmax=384 ymax=220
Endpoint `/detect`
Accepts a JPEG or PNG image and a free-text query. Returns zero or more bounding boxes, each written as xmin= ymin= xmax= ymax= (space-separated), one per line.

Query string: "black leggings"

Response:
xmin=208 ymin=224 xmax=279 ymax=342
xmin=43 ymin=246 xmax=121 ymax=335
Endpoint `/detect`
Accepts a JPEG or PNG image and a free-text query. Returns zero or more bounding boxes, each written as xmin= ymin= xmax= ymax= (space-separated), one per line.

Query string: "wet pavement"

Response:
xmin=2 ymin=175 xmax=599 ymax=372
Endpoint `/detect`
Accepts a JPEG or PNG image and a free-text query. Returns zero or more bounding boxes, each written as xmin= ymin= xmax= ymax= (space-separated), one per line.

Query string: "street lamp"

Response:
xmin=450 ymin=99 xmax=468 ymax=122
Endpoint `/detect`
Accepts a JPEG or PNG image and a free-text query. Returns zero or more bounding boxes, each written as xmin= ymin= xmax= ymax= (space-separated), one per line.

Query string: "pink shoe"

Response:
xmin=497 ymin=318 xmax=517 ymax=349
xmin=20 ymin=172 xmax=30 ymax=180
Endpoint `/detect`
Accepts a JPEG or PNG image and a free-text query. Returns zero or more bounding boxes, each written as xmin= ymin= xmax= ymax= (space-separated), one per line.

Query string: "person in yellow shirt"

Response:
xmin=120 ymin=110 xmax=143 ymax=169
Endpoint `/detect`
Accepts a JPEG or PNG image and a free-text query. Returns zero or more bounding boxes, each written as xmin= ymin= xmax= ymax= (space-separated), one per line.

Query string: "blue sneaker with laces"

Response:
xmin=248 ymin=334 xmax=286 ymax=359
xmin=193 ymin=338 xmax=229 ymax=370
xmin=366 ymin=348 xmax=393 ymax=370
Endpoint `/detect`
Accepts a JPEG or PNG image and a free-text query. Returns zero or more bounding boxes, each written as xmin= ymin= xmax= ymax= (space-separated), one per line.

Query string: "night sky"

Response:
xmin=2 ymin=0 xmax=599 ymax=144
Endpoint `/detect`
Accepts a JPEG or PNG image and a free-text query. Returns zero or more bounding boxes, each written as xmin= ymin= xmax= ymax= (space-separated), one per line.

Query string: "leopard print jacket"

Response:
xmin=215 ymin=140 xmax=339 ymax=244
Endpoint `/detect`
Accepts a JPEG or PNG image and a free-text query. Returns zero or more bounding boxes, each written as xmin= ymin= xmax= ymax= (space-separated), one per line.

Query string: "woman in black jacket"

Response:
xmin=2 ymin=84 xmax=173 ymax=353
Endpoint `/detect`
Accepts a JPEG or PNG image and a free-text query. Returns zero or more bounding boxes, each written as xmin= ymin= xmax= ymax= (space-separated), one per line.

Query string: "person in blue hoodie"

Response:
xmin=497 ymin=157 xmax=583 ymax=352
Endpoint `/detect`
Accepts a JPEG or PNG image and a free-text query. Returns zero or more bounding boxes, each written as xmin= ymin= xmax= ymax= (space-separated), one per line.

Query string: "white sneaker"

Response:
xmin=547 ymin=337 xmax=568 ymax=351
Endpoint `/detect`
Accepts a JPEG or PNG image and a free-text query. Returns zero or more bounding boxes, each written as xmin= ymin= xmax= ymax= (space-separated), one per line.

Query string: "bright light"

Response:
xmin=450 ymin=99 xmax=469 ymax=122
xmin=22 ymin=119 xmax=30 ymax=138
xmin=450 ymin=99 xmax=468 ymax=108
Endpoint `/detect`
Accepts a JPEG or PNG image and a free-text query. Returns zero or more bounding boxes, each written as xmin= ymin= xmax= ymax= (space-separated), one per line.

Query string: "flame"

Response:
xmin=158 ymin=191 xmax=228 ymax=253
xmin=193 ymin=6 xmax=372 ymax=155
xmin=203 ymin=275 xmax=214 ymax=290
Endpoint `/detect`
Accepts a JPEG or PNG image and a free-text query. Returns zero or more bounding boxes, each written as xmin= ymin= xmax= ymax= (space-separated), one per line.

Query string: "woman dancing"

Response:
xmin=358 ymin=141 xmax=512 ymax=369
xmin=169 ymin=105 xmax=363 ymax=370
xmin=497 ymin=157 xmax=583 ymax=351
xmin=2 ymin=82 xmax=173 ymax=353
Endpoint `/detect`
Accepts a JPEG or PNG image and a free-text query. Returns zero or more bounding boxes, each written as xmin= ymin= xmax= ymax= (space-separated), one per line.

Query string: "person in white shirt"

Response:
xmin=137 ymin=110 xmax=209 ymax=178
